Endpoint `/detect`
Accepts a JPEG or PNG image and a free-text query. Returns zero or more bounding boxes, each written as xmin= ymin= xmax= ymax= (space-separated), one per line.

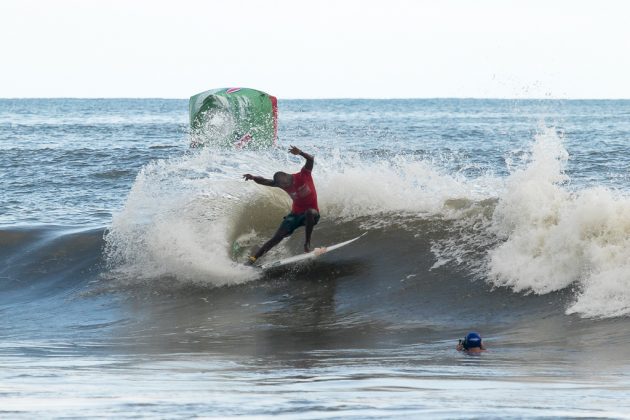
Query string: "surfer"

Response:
xmin=243 ymin=146 xmax=319 ymax=264
xmin=456 ymin=332 xmax=486 ymax=353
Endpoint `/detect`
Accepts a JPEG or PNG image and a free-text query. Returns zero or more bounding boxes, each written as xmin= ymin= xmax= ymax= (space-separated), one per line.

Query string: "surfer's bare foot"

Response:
xmin=304 ymin=242 xmax=311 ymax=253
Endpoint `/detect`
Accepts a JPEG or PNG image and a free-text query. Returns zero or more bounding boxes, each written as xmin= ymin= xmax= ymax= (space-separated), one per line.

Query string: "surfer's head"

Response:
xmin=273 ymin=171 xmax=292 ymax=188
xmin=462 ymin=332 xmax=482 ymax=350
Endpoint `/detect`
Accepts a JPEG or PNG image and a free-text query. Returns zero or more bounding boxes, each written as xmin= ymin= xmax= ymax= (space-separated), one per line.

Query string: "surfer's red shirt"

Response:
xmin=282 ymin=167 xmax=319 ymax=214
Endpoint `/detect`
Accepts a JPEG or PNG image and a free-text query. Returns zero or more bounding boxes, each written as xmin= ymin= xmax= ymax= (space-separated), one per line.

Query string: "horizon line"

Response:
xmin=1 ymin=96 xmax=630 ymax=101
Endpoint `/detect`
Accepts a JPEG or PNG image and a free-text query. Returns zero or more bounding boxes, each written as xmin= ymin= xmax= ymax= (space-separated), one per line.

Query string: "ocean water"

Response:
xmin=2 ymin=98 xmax=630 ymax=418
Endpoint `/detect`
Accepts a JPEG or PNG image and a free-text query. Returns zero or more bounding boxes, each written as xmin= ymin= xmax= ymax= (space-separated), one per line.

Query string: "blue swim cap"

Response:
xmin=463 ymin=332 xmax=482 ymax=349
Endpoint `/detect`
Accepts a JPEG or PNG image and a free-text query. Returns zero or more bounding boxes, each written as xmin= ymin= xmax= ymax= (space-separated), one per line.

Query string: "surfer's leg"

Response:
xmin=254 ymin=228 xmax=289 ymax=259
xmin=303 ymin=209 xmax=320 ymax=253
xmin=254 ymin=225 xmax=290 ymax=259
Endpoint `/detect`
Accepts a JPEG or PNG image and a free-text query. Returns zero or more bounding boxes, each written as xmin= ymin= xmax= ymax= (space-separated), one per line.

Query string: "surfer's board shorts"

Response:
xmin=281 ymin=211 xmax=320 ymax=235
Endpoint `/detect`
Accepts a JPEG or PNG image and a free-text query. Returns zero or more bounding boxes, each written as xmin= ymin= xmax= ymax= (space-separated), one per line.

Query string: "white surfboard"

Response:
xmin=257 ymin=232 xmax=366 ymax=270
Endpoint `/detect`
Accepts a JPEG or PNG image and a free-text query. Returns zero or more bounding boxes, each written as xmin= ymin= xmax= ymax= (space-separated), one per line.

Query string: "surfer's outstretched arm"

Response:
xmin=243 ymin=174 xmax=275 ymax=186
xmin=289 ymin=146 xmax=314 ymax=171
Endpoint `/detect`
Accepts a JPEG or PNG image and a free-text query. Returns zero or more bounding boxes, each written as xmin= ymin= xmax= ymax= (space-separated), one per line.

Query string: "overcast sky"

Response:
xmin=1 ymin=0 xmax=628 ymax=99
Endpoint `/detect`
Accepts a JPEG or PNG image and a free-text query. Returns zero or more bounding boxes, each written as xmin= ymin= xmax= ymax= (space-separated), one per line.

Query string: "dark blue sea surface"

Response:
xmin=2 ymin=98 xmax=630 ymax=417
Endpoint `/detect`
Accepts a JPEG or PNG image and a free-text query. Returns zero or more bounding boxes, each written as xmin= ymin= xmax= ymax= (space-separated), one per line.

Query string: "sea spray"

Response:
xmin=317 ymin=153 xmax=492 ymax=222
xmin=104 ymin=149 xmax=272 ymax=286
xmin=104 ymin=145 xmax=495 ymax=286
xmin=486 ymin=127 xmax=630 ymax=318
xmin=488 ymin=126 xmax=573 ymax=293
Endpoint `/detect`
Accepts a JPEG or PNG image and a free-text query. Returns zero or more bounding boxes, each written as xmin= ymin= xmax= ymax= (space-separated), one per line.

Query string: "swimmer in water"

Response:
xmin=457 ymin=332 xmax=486 ymax=353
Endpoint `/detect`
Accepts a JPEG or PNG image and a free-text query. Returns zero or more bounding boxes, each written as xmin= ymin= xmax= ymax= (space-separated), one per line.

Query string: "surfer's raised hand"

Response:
xmin=243 ymin=174 xmax=254 ymax=181
xmin=289 ymin=146 xmax=314 ymax=171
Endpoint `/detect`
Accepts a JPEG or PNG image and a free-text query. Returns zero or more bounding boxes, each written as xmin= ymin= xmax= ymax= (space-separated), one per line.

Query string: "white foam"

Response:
xmin=486 ymin=127 xmax=630 ymax=318
xmin=105 ymin=146 xmax=493 ymax=287
xmin=317 ymin=153 xmax=497 ymax=221
xmin=105 ymin=149 xmax=268 ymax=287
